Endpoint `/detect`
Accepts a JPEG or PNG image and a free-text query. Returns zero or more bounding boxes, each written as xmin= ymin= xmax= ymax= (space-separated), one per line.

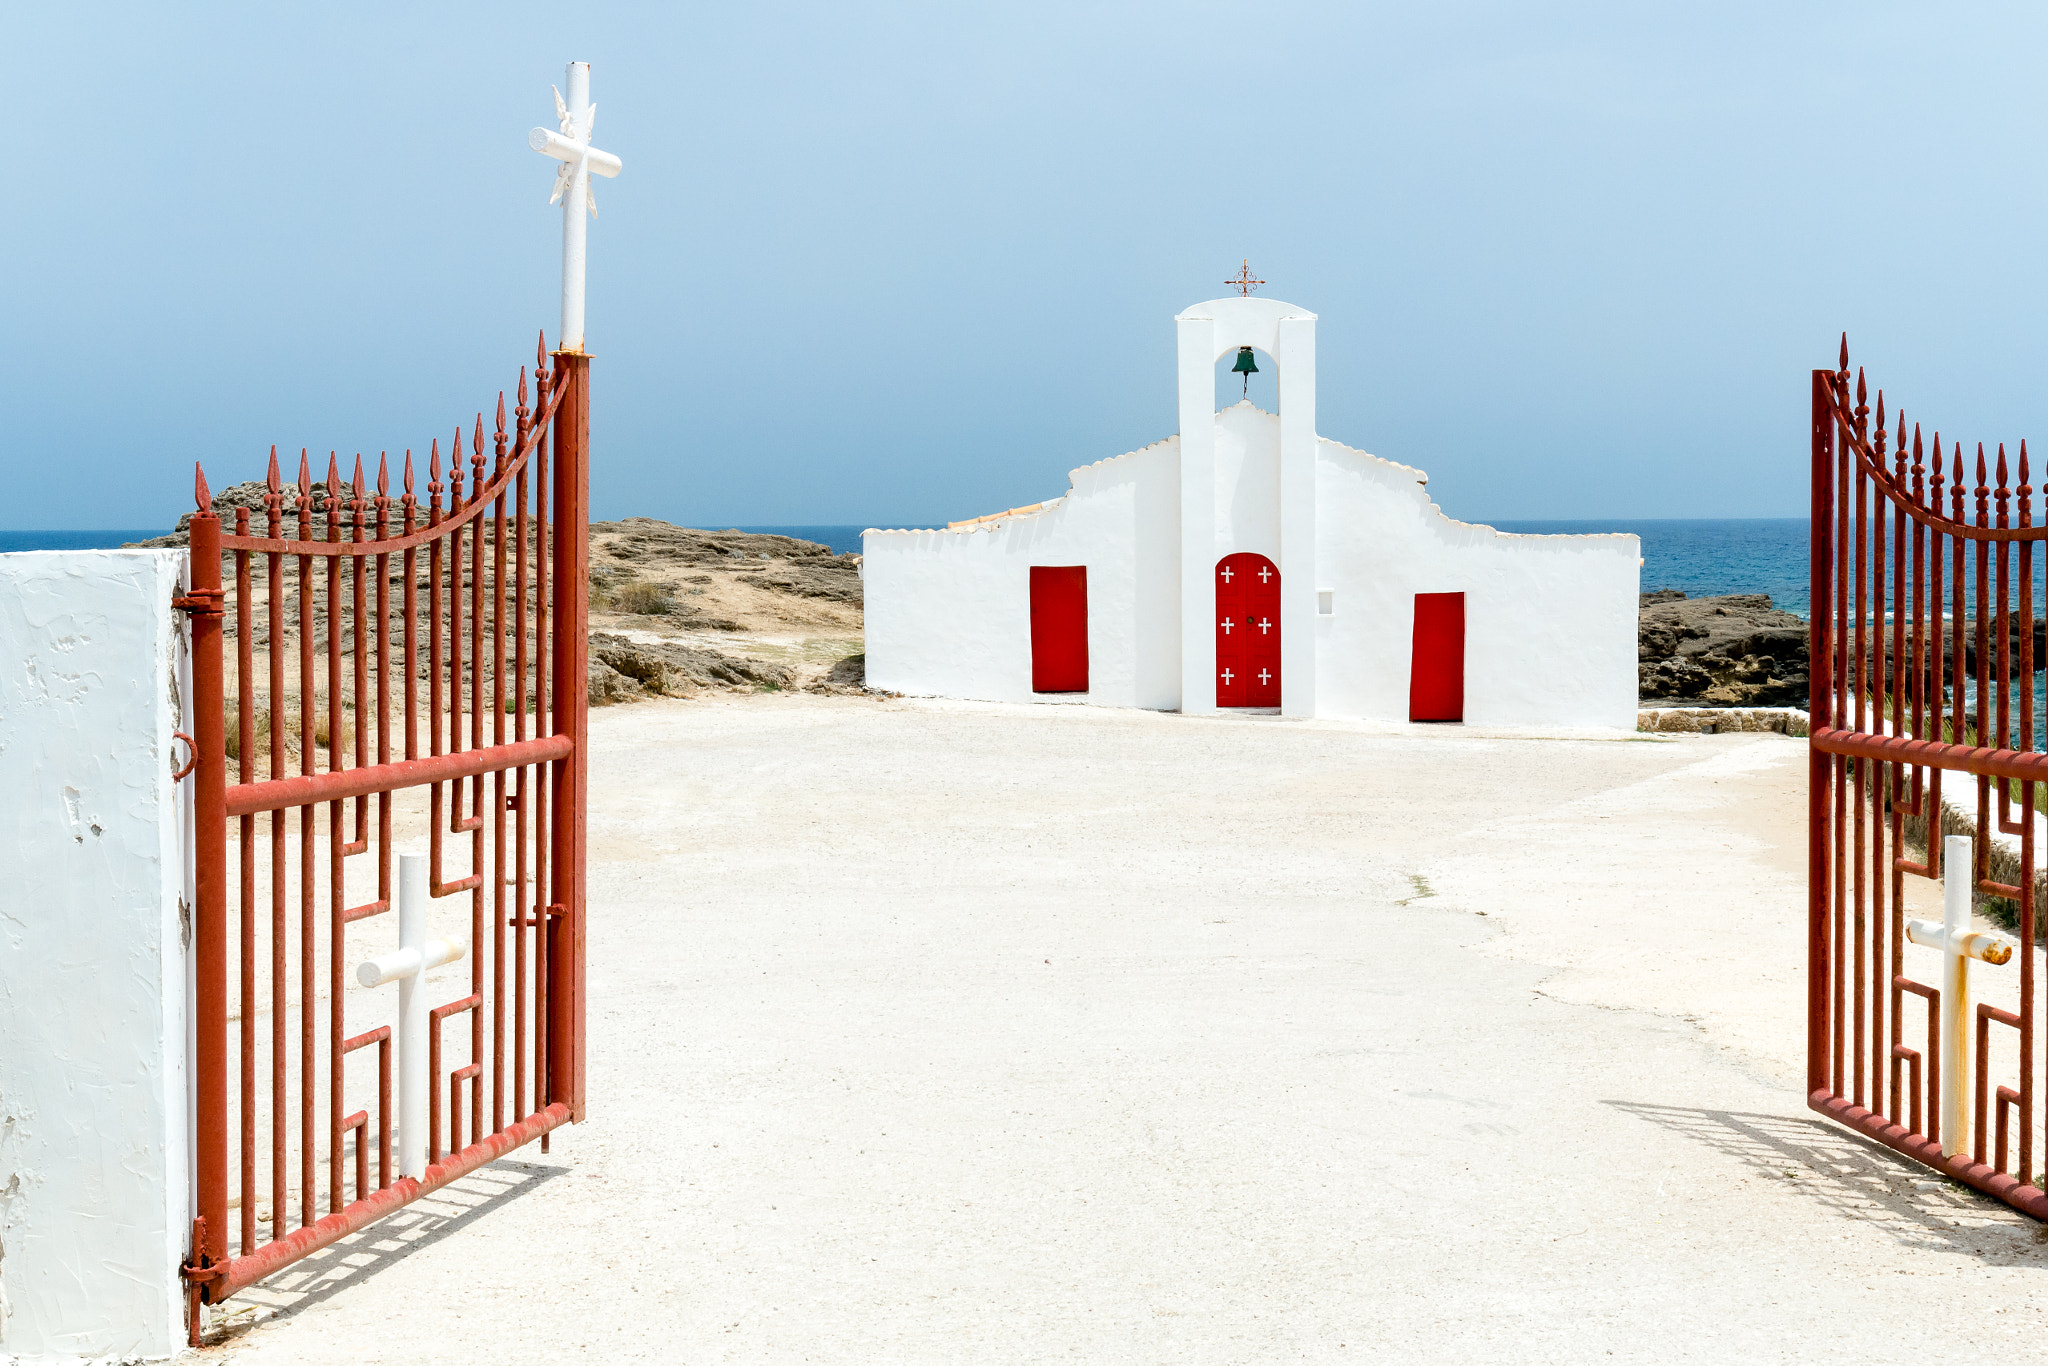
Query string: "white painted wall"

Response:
xmin=864 ymin=407 xmax=1639 ymax=729
xmin=0 ymin=550 xmax=192 ymax=1362
xmin=864 ymin=438 xmax=1182 ymax=710
xmin=1311 ymin=431 xmax=1639 ymax=729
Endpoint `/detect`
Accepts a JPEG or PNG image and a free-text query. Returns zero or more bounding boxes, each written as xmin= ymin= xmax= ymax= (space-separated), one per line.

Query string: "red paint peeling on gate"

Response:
xmin=1216 ymin=553 xmax=1280 ymax=708
xmin=181 ymin=335 xmax=591 ymax=1336
xmin=1808 ymin=338 xmax=2048 ymax=1220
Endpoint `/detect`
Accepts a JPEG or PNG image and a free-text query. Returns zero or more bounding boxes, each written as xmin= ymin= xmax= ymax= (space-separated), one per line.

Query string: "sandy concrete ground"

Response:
xmin=209 ymin=696 xmax=2048 ymax=1364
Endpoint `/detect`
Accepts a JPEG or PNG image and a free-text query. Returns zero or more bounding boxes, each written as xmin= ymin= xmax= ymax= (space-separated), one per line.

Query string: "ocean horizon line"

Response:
xmin=0 ymin=514 xmax=1813 ymax=535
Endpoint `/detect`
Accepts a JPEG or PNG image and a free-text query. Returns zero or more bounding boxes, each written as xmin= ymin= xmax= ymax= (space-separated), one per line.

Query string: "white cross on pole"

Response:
xmin=1905 ymin=835 xmax=2016 ymax=1158
xmin=355 ymin=852 xmax=468 ymax=1179
xmin=529 ymin=61 xmax=624 ymax=354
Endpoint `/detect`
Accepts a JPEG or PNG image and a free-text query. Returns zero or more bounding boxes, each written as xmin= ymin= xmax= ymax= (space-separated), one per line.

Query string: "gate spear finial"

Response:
xmin=194 ymin=462 xmax=211 ymax=512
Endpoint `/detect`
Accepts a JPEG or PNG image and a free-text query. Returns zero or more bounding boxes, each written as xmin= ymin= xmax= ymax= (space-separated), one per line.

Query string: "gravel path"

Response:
xmin=211 ymin=696 xmax=2048 ymax=1364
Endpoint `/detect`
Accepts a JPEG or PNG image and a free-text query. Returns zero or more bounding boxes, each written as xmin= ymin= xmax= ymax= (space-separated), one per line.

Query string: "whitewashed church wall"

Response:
xmin=1311 ymin=441 xmax=1640 ymax=729
xmin=0 ymin=550 xmax=192 ymax=1362
xmin=1210 ymin=404 xmax=1282 ymax=562
xmin=863 ymin=438 xmax=1182 ymax=709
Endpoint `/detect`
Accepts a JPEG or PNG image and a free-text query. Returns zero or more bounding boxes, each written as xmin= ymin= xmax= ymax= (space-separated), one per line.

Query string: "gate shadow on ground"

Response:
xmin=1609 ymin=1101 xmax=2048 ymax=1264
xmin=204 ymin=1156 xmax=569 ymax=1346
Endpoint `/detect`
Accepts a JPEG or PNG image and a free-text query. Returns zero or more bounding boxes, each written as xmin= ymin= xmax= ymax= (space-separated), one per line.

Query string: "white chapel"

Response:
xmin=860 ymin=293 xmax=1640 ymax=728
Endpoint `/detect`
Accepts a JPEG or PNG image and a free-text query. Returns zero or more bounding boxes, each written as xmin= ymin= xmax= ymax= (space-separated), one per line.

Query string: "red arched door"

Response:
xmin=1216 ymin=553 xmax=1280 ymax=707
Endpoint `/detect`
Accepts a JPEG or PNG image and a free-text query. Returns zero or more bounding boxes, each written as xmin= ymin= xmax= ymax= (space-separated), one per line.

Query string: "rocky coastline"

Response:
xmin=1636 ymin=590 xmax=1808 ymax=709
xmin=136 ymin=496 xmax=1935 ymax=715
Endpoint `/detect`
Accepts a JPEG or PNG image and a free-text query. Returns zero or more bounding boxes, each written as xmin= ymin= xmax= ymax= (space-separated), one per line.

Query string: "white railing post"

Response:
xmin=527 ymin=61 xmax=623 ymax=355
xmin=356 ymin=851 xmax=466 ymax=1180
xmin=1942 ymin=834 xmax=1972 ymax=1157
xmin=558 ymin=61 xmax=589 ymax=353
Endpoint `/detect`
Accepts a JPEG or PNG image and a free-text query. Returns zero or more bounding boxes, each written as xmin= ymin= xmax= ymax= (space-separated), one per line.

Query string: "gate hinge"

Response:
xmin=171 ymin=588 xmax=225 ymax=619
xmin=180 ymin=1216 xmax=227 ymax=1301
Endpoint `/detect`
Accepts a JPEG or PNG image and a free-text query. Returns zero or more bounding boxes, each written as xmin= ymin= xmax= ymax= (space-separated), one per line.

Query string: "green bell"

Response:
xmin=1231 ymin=346 xmax=1259 ymax=397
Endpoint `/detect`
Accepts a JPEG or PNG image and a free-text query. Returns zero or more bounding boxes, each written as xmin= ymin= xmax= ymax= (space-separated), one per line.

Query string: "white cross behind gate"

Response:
xmin=355 ymin=853 xmax=469 ymax=1179
xmin=1904 ymin=835 xmax=2017 ymax=1158
xmin=528 ymin=62 xmax=624 ymax=353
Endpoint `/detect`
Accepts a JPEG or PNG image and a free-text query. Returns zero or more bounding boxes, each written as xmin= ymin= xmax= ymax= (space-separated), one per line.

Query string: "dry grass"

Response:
xmin=225 ymin=706 xmax=355 ymax=766
xmin=612 ymin=581 xmax=674 ymax=616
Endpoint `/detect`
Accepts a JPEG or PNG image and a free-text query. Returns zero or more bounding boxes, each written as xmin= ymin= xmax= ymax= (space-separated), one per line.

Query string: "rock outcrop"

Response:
xmin=1638 ymin=590 xmax=2048 ymax=708
xmin=588 ymin=632 xmax=799 ymax=703
xmin=1637 ymin=592 xmax=1809 ymax=708
xmin=130 ymin=508 xmax=870 ymax=703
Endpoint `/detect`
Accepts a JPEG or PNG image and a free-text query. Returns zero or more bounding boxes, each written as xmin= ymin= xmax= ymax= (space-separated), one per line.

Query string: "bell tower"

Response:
xmin=1173 ymin=294 xmax=1319 ymax=717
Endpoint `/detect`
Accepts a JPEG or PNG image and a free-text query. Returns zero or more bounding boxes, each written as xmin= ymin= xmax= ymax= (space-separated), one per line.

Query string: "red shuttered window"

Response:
xmin=1030 ymin=566 xmax=1089 ymax=693
xmin=1409 ymin=591 xmax=1465 ymax=722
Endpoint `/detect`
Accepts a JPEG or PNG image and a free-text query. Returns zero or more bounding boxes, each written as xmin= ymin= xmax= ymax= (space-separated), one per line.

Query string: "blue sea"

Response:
xmin=743 ymin=518 xmax=1818 ymax=612
xmin=8 ymin=520 xmax=1814 ymax=613
xmin=0 ymin=530 xmax=166 ymax=552
xmin=1489 ymin=518 xmax=1810 ymax=616
xmin=8 ymin=519 xmax=1817 ymax=613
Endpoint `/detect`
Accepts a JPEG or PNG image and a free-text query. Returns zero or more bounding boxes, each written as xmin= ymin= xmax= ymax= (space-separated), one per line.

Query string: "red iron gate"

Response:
xmin=1809 ymin=338 xmax=2044 ymax=1217
xmin=180 ymin=336 xmax=591 ymax=1333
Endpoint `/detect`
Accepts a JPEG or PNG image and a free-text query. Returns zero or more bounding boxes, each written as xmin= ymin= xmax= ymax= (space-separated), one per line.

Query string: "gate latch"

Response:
xmin=180 ymin=1216 xmax=226 ymax=1299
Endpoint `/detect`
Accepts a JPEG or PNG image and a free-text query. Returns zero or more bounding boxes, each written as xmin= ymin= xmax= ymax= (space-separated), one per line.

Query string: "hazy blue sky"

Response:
xmin=12 ymin=3 xmax=2048 ymax=530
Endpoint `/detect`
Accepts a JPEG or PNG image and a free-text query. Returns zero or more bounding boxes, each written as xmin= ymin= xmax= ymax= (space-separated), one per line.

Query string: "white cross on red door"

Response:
xmin=1214 ymin=553 xmax=1280 ymax=708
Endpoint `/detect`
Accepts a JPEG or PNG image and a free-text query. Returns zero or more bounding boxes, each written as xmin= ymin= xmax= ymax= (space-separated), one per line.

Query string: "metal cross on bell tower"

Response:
xmin=1226 ymin=260 xmax=1265 ymax=297
xmin=528 ymin=62 xmax=624 ymax=354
